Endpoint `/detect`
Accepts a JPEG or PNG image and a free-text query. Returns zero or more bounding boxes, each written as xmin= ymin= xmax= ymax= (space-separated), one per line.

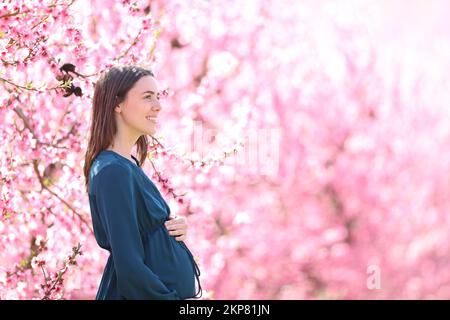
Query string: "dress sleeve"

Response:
xmin=95 ymin=164 xmax=180 ymax=300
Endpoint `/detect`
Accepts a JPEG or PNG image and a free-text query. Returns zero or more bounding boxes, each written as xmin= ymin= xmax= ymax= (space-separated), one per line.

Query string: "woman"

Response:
xmin=83 ymin=65 xmax=202 ymax=300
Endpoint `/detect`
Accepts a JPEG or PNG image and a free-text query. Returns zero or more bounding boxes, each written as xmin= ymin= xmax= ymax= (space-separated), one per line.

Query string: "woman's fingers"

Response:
xmin=165 ymin=222 xmax=188 ymax=236
xmin=165 ymin=222 xmax=187 ymax=231
xmin=167 ymin=228 xmax=185 ymax=236
xmin=165 ymin=216 xmax=188 ymax=240
xmin=175 ymin=235 xmax=186 ymax=242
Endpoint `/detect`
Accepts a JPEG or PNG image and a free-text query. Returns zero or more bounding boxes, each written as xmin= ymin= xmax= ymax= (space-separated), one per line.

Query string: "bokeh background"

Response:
xmin=1 ymin=0 xmax=449 ymax=299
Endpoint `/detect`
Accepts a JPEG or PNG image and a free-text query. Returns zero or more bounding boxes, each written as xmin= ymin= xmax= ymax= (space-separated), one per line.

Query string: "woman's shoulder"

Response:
xmin=88 ymin=152 xmax=139 ymax=192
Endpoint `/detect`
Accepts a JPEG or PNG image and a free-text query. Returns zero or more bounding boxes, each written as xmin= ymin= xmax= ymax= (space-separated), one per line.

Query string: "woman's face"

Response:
xmin=115 ymin=75 xmax=162 ymax=136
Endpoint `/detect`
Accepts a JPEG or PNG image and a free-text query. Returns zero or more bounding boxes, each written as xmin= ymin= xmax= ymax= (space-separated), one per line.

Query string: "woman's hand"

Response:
xmin=164 ymin=215 xmax=188 ymax=241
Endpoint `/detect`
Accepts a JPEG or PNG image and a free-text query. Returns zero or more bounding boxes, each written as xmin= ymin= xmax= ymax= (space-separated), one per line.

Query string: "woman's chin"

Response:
xmin=142 ymin=122 xmax=157 ymax=135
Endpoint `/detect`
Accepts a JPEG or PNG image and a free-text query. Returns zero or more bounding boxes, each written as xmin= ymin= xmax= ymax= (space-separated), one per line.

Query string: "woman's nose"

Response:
xmin=152 ymin=102 xmax=161 ymax=112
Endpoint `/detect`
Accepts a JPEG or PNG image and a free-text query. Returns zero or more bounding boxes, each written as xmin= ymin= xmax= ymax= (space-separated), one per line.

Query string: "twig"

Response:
xmin=32 ymin=160 xmax=93 ymax=233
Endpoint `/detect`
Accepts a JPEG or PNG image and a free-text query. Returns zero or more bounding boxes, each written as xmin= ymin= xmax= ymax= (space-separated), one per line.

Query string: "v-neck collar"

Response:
xmin=101 ymin=150 xmax=140 ymax=168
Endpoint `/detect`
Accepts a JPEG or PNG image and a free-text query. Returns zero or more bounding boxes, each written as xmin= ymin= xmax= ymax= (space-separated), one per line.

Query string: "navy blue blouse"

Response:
xmin=87 ymin=150 xmax=202 ymax=300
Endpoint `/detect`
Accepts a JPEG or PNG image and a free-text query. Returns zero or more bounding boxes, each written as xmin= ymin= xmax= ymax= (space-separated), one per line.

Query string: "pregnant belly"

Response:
xmin=142 ymin=226 xmax=196 ymax=299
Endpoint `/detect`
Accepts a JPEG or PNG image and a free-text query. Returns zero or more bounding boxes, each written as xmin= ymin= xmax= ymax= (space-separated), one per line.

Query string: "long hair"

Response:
xmin=83 ymin=65 xmax=155 ymax=192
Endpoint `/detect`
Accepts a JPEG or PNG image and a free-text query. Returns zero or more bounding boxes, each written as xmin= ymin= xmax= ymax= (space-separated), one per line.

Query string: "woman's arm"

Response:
xmin=95 ymin=164 xmax=180 ymax=300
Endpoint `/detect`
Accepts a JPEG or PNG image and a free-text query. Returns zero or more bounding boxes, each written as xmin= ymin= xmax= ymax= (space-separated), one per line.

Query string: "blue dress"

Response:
xmin=87 ymin=150 xmax=202 ymax=300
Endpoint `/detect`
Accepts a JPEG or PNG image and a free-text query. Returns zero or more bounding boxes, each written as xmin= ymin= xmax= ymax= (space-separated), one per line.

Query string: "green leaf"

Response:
xmin=19 ymin=258 xmax=29 ymax=269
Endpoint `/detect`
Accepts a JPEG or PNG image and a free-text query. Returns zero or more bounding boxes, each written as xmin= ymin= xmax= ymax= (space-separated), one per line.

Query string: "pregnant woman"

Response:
xmin=83 ymin=65 xmax=202 ymax=300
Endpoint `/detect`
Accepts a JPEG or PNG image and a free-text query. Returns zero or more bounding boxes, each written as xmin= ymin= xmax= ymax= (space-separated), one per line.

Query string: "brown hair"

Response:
xmin=83 ymin=65 xmax=155 ymax=192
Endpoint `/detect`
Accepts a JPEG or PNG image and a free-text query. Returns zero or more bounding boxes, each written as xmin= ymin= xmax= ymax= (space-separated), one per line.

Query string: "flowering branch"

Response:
xmin=40 ymin=242 xmax=82 ymax=300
